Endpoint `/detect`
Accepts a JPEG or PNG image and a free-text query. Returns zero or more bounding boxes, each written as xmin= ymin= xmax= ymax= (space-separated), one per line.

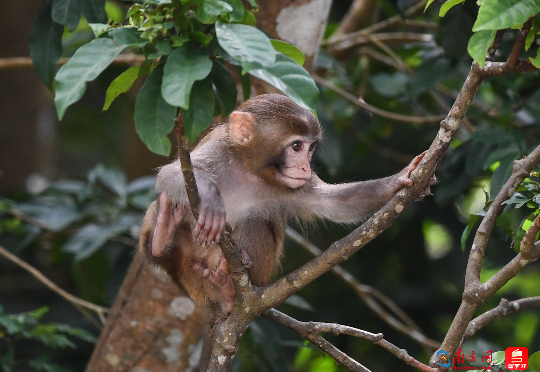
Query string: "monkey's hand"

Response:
xmin=152 ymin=193 xmax=187 ymax=257
xmin=203 ymin=257 xmax=235 ymax=314
xmin=194 ymin=183 xmax=226 ymax=246
xmin=394 ymin=151 xmax=437 ymax=199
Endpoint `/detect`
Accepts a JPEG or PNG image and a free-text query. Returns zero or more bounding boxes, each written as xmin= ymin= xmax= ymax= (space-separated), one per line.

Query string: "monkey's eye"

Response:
xmin=291 ymin=141 xmax=302 ymax=152
xmin=308 ymin=143 xmax=316 ymax=152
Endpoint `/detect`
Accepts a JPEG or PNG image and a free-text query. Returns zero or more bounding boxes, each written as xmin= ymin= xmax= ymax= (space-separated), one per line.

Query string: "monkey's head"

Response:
xmin=227 ymin=94 xmax=322 ymax=189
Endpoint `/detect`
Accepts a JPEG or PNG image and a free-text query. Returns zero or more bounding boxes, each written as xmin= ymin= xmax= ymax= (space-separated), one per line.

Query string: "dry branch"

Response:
xmin=0 ymin=244 xmax=109 ymax=324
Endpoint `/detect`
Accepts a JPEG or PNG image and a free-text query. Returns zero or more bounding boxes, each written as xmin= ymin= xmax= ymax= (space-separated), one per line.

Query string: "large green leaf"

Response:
xmin=103 ymin=66 xmax=140 ymax=111
xmin=162 ymin=44 xmax=212 ymax=109
xmin=135 ymin=64 xmax=177 ymax=156
xmin=467 ymin=30 xmax=497 ymax=67
xmin=183 ymin=77 xmax=215 ymax=143
xmin=215 ymin=20 xmax=276 ymax=73
xmin=52 ymin=0 xmax=81 ymax=31
xmin=473 ymin=0 xmax=540 ymax=31
xmin=80 ymin=0 xmax=106 ymax=23
xmin=248 ymin=53 xmax=318 ymax=112
xmin=210 ymin=60 xmax=237 ymax=117
xmin=29 ymin=3 xmax=64 ymax=90
xmin=54 ymin=38 xmax=126 ymax=119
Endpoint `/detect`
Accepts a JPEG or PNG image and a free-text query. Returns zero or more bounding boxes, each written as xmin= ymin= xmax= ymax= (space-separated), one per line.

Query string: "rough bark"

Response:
xmin=86 ymin=253 xmax=203 ymax=371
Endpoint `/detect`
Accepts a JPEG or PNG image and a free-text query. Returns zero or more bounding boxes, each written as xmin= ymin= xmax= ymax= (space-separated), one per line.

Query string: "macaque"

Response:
xmin=140 ymin=93 xmax=434 ymax=317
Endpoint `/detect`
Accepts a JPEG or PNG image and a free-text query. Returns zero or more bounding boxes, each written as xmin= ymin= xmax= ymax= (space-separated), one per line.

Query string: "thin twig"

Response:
xmin=312 ymin=74 xmax=445 ymax=124
xmin=0 ymin=54 xmax=145 ymax=70
xmin=462 ymin=297 xmax=540 ymax=344
xmin=264 ymin=309 xmax=438 ymax=372
xmin=0 ymin=245 xmax=109 ymax=324
xmin=327 ymin=0 xmax=427 ymax=48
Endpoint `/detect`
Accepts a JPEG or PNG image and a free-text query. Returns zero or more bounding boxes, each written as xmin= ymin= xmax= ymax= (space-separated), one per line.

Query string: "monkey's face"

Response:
xmin=273 ymin=138 xmax=317 ymax=189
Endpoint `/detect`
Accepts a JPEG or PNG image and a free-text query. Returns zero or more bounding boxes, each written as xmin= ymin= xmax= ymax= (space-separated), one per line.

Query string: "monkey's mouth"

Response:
xmin=275 ymin=169 xmax=310 ymax=189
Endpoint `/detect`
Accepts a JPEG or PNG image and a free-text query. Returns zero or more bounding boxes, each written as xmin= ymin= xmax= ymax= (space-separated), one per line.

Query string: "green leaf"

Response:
xmin=473 ymin=0 xmax=540 ymax=31
xmin=54 ymin=38 xmax=126 ymax=120
xmin=195 ymin=1 xmax=233 ymax=24
xmin=51 ymin=323 xmax=97 ymax=343
xmin=63 ymin=215 xmax=138 ymax=260
xmin=80 ymin=0 xmax=106 ymax=23
xmin=238 ymin=66 xmax=251 ymax=101
xmin=249 ymin=52 xmax=319 ymax=111
xmin=210 ymin=61 xmax=237 ymax=117
xmin=29 ymin=3 xmax=64 ymax=90
xmin=88 ymin=164 xmax=127 ymax=200
xmin=109 ymin=27 xmax=148 ymax=48
xmin=424 ymin=0 xmax=437 ymax=12
xmin=0 ymin=346 xmax=14 ymax=372
xmin=410 ymin=57 xmax=450 ymax=99
xmin=271 ymin=40 xmax=305 ymax=66
xmin=183 ymin=77 xmax=215 ymax=143
xmin=162 ymin=44 xmax=212 ymax=109
xmin=188 ymin=31 xmax=214 ymax=47
xmin=468 ymin=30 xmax=497 ymax=67
xmin=530 ymin=49 xmax=540 ymax=68
xmin=103 ymin=66 xmax=140 ymax=111
xmin=88 ymin=23 xmax=110 ymax=37
xmin=529 ymin=351 xmax=540 ymax=371
xmin=439 ymin=0 xmax=465 ymax=17
xmin=491 ymin=351 xmax=506 ymax=365
xmin=461 ymin=214 xmax=480 ymax=251
xmin=369 ymin=72 xmax=409 ymax=97
xmin=222 ymin=0 xmax=245 ymax=22
xmin=29 ymin=356 xmax=69 ymax=372
xmin=216 ymin=20 xmax=276 ymax=73
xmin=52 ymin=0 xmax=81 ymax=31
xmin=135 ymin=64 xmax=176 ymax=156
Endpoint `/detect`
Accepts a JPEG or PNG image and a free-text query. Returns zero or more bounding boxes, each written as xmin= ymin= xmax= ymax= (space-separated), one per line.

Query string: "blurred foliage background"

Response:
xmin=1 ymin=1 xmax=540 ymax=371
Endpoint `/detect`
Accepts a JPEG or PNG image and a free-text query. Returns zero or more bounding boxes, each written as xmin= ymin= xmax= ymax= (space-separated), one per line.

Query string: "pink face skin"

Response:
xmin=276 ymin=139 xmax=317 ymax=189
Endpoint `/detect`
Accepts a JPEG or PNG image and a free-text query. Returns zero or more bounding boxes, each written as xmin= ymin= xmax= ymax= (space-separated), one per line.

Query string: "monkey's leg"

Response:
xmin=152 ymin=193 xmax=187 ymax=257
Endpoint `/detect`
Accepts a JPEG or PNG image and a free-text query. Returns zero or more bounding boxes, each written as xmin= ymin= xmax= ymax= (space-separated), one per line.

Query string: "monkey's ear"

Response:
xmin=230 ymin=111 xmax=255 ymax=144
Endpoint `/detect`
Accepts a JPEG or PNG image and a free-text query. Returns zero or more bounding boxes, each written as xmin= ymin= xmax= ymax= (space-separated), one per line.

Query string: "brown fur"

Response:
xmin=139 ymin=94 xmax=434 ymax=349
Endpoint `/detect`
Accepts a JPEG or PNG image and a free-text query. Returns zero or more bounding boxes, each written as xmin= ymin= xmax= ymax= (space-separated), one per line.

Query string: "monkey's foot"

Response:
xmin=152 ymin=193 xmax=187 ymax=257
xmin=203 ymin=257 xmax=235 ymax=313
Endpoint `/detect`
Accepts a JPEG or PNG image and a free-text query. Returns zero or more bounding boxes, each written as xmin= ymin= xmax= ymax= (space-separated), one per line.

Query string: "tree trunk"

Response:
xmin=86 ymin=1 xmax=332 ymax=370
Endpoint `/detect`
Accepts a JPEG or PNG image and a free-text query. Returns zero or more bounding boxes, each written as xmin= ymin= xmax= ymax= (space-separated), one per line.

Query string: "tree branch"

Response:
xmin=462 ymin=297 xmax=540 ymax=344
xmin=264 ymin=309 xmax=438 ymax=372
xmin=436 ymin=144 xmax=540 ymax=364
xmin=286 ymin=227 xmax=440 ymax=350
xmin=0 ymin=244 xmax=109 ymax=325
xmin=0 ymin=54 xmax=145 ymax=70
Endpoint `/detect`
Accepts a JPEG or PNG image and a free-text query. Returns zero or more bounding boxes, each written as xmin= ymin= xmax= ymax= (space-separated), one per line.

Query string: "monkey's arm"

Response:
xmin=303 ymin=152 xmax=434 ymax=223
xmin=155 ymin=160 xmax=226 ymax=247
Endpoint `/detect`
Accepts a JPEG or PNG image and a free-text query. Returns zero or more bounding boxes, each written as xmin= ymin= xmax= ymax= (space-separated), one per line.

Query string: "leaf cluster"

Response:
xmin=427 ymin=0 xmax=540 ymax=67
xmin=1 ymin=165 xmax=155 ymax=261
xmin=30 ymin=0 xmax=319 ymax=156
xmin=0 ymin=305 xmax=95 ymax=372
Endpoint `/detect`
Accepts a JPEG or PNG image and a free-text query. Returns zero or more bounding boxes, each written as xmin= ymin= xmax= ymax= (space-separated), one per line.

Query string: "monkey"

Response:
xmin=139 ymin=93 xmax=435 ymax=318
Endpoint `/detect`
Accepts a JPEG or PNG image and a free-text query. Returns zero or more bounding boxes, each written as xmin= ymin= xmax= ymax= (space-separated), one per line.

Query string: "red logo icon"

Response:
xmin=505 ymin=347 xmax=528 ymax=370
